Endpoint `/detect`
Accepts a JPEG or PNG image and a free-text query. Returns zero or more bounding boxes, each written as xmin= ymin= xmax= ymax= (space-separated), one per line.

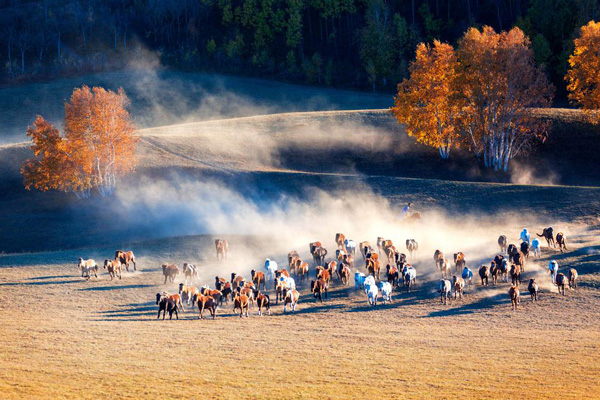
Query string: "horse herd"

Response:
xmin=77 ymin=228 xmax=578 ymax=320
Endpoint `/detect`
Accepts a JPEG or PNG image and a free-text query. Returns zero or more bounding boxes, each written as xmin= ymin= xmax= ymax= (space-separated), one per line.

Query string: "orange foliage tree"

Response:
xmin=391 ymin=40 xmax=462 ymax=159
xmin=565 ymin=21 xmax=600 ymax=123
xmin=21 ymin=86 xmax=139 ymax=197
xmin=457 ymin=26 xmax=553 ymax=171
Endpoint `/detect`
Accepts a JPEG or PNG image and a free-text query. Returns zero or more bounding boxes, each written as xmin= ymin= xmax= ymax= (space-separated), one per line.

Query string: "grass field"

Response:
xmin=1 ymin=72 xmax=600 ymax=399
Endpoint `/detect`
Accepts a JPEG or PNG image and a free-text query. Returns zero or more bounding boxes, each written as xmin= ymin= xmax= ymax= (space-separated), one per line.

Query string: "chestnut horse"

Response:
xmin=508 ymin=286 xmax=520 ymax=311
xmin=556 ymin=232 xmax=567 ymax=252
xmin=104 ymin=259 xmax=122 ymax=280
xmin=115 ymin=250 xmax=136 ymax=271
xmin=162 ymin=263 xmax=179 ymax=284
xmin=251 ymin=269 xmax=266 ymax=291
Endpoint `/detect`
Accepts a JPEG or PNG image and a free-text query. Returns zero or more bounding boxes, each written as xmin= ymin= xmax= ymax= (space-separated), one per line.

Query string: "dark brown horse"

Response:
xmin=498 ymin=235 xmax=508 ymax=253
xmin=162 ymin=263 xmax=179 ymax=284
xmin=310 ymin=278 xmax=328 ymax=302
xmin=556 ymin=232 xmax=567 ymax=252
xmin=537 ymin=227 xmax=555 ymax=248
xmin=556 ymin=273 xmax=567 ymax=295
xmin=386 ymin=264 xmax=400 ymax=287
xmin=567 ymin=268 xmax=578 ymax=289
xmin=510 ymin=264 xmax=521 ymax=285
xmin=479 ymin=265 xmax=489 ymax=286
xmin=528 ymin=278 xmax=539 ymax=301
xmin=508 ymin=286 xmax=520 ymax=311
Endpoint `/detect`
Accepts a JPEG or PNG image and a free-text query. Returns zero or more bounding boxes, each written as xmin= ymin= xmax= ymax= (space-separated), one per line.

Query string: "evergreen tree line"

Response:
xmin=0 ymin=0 xmax=598 ymax=98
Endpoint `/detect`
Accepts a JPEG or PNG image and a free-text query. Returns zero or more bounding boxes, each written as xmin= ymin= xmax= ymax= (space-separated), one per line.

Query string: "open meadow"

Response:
xmin=1 ymin=72 xmax=600 ymax=399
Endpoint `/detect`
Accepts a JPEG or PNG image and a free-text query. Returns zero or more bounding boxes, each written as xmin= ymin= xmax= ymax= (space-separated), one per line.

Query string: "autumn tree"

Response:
xmin=391 ymin=40 xmax=461 ymax=159
xmin=21 ymin=86 xmax=138 ymax=197
xmin=565 ymin=21 xmax=600 ymax=123
xmin=457 ymin=26 xmax=554 ymax=171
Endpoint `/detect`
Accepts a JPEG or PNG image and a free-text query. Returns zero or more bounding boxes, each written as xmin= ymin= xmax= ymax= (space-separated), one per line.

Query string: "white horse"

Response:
xmin=364 ymin=275 xmax=376 ymax=294
xmin=354 ymin=271 xmax=366 ymax=289
xmin=345 ymin=239 xmax=356 ymax=255
xmin=520 ymin=228 xmax=530 ymax=244
xmin=531 ymin=238 xmax=541 ymax=258
xmin=439 ymin=279 xmax=452 ymax=305
xmin=265 ymin=259 xmax=278 ymax=282
xmin=367 ymin=284 xmax=379 ymax=306
xmin=284 ymin=276 xmax=296 ymax=291
xmin=379 ymin=281 xmax=392 ymax=304
xmin=461 ymin=266 xmax=473 ymax=286
xmin=549 ymin=260 xmax=559 ymax=284
xmin=403 ymin=265 xmax=417 ymax=290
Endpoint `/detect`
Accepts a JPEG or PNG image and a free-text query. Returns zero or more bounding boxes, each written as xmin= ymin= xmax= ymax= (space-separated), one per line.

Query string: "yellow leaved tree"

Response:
xmin=391 ymin=40 xmax=461 ymax=159
xmin=565 ymin=21 xmax=600 ymax=123
xmin=21 ymin=86 xmax=139 ymax=198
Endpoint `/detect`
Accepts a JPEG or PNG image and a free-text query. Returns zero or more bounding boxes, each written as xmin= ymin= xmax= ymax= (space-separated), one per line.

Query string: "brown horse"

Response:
xmin=156 ymin=293 xmax=179 ymax=320
xmin=510 ymin=264 xmax=521 ymax=285
xmin=508 ymin=286 xmax=520 ymax=311
xmin=312 ymin=246 xmax=328 ymax=266
xmin=537 ymin=227 xmax=555 ymax=248
xmin=115 ymin=250 xmax=136 ymax=271
xmin=479 ymin=265 xmax=489 ymax=286
xmin=437 ymin=258 xmax=451 ymax=279
xmin=452 ymin=276 xmax=465 ymax=299
xmin=251 ymin=269 xmax=266 ymax=291
xmin=104 ymin=259 xmax=121 ymax=280
xmin=325 ymin=261 xmax=336 ymax=280
xmin=215 ymin=239 xmax=228 ymax=260
xmin=288 ymin=251 xmax=300 ymax=268
xmin=253 ymin=290 xmax=270 ymax=316
xmin=289 ymin=256 xmax=302 ymax=276
xmin=366 ymin=259 xmax=381 ymax=280
xmin=201 ymin=287 xmax=222 ymax=306
xmin=297 ymin=261 xmax=310 ymax=281
xmin=556 ymin=273 xmax=567 ymax=295
xmin=359 ymin=241 xmax=371 ymax=260
xmin=489 ymin=261 xmax=500 ymax=285
xmin=309 ymin=241 xmax=322 ymax=259
xmin=335 ymin=233 xmax=346 ymax=250
xmin=498 ymin=235 xmax=508 ymax=253
xmin=310 ymin=278 xmax=328 ymax=302
xmin=512 ymin=251 xmax=525 ymax=273
xmin=339 ymin=264 xmax=351 ymax=286
xmin=178 ymin=283 xmax=199 ymax=305
xmin=556 ymin=232 xmax=567 ymax=252
xmin=453 ymin=252 xmax=466 ymax=273
xmin=386 ymin=264 xmax=400 ymax=287
xmin=231 ymin=273 xmax=246 ymax=292
xmin=192 ymin=293 xmax=216 ymax=319
xmin=528 ymin=278 xmax=539 ymax=301
xmin=233 ymin=293 xmax=249 ymax=317
xmin=317 ymin=269 xmax=332 ymax=287
xmin=385 ymin=246 xmax=397 ymax=265
xmin=567 ymin=268 xmax=578 ymax=289
xmin=163 ymin=293 xmax=184 ymax=313
xmin=162 ymin=263 xmax=179 ymax=284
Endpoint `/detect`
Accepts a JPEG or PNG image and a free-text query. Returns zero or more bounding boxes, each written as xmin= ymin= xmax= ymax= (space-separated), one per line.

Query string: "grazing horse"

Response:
xmin=297 ymin=261 xmax=310 ymax=281
xmin=556 ymin=233 xmax=567 ymax=252
xmin=192 ymin=293 xmax=216 ymax=319
xmin=104 ymin=259 xmax=122 ymax=280
xmin=386 ymin=264 xmax=400 ymax=287
xmin=528 ymin=279 xmax=539 ymax=301
xmin=115 ymin=251 xmax=136 ymax=272
xmin=479 ymin=265 xmax=489 ymax=286
xmin=520 ymin=228 xmax=530 ymax=244
xmin=78 ymin=258 xmax=98 ymax=280
xmin=215 ymin=239 xmax=228 ymax=260
xmin=531 ymin=238 xmax=542 ymax=258
xmin=283 ymin=289 xmax=300 ymax=313
xmin=403 ymin=265 xmax=417 ymax=292
xmin=379 ymin=282 xmax=392 ymax=304
xmin=498 ymin=235 xmax=508 ymax=253
xmin=520 ymin=242 xmax=530 ymax=259
xmin=254 ymin=290 xmax=271 ymax=316
xmin=508 ymin=286 xmax=520 ymax=311
xmin=366 ymin=258 xmax=381 ymax=280
xmin=310 ymin=279 xmax=329 ymax=302
xmin=556 ymin=273 xmax=567 ymax=295
xmin=313 ymin=247 xmax=328 ymax=266
xmin=183 ymin=263 xmax=198 ymax=284
xmin=439 ymin=280 xmax=452 ymax=305
xmin=178 ymin=283 xmax=199 ymax=305
xmin=265 ymin=259 xmax=278 ymax=283
xmin=537 ymin=227 xmax=555 ymax=248
xmin=162 ymin=263 xmax=179 ymax=284
xmin=452 ymin=276 xmax=465 ymax=299
xmin=233 ymin=293 xmax=249 ymax=317
xmin=437 ymin=258 xmax=451 ymax=279
xmin=406 ymin=239 xmax=418 ymax=258
xmin=359 ymin=241 xmax=371 ymax=260
xmin=335 ymin=233 xmax=346 ymax=250
xmin=251 ymin=269 xmax=266 ymax=291
xmin=567 ymin=268 xmax=578 ymax=289
xmin=344 ymin=239 xmax=356 ymax=255
xmin=156 ymin=293 xmax=179 ymax=320
xmin=453 ymin=252 xmax=466 ymax=273
xmin=510 ymin=264 xmax=521 ymax=286
xmin=461 ymin=266 xmax=473 ymax=287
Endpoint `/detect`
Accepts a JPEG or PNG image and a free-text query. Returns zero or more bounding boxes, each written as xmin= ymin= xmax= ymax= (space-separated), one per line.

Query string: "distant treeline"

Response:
xmin=0 ymin=0 xmax=598 ymax=97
